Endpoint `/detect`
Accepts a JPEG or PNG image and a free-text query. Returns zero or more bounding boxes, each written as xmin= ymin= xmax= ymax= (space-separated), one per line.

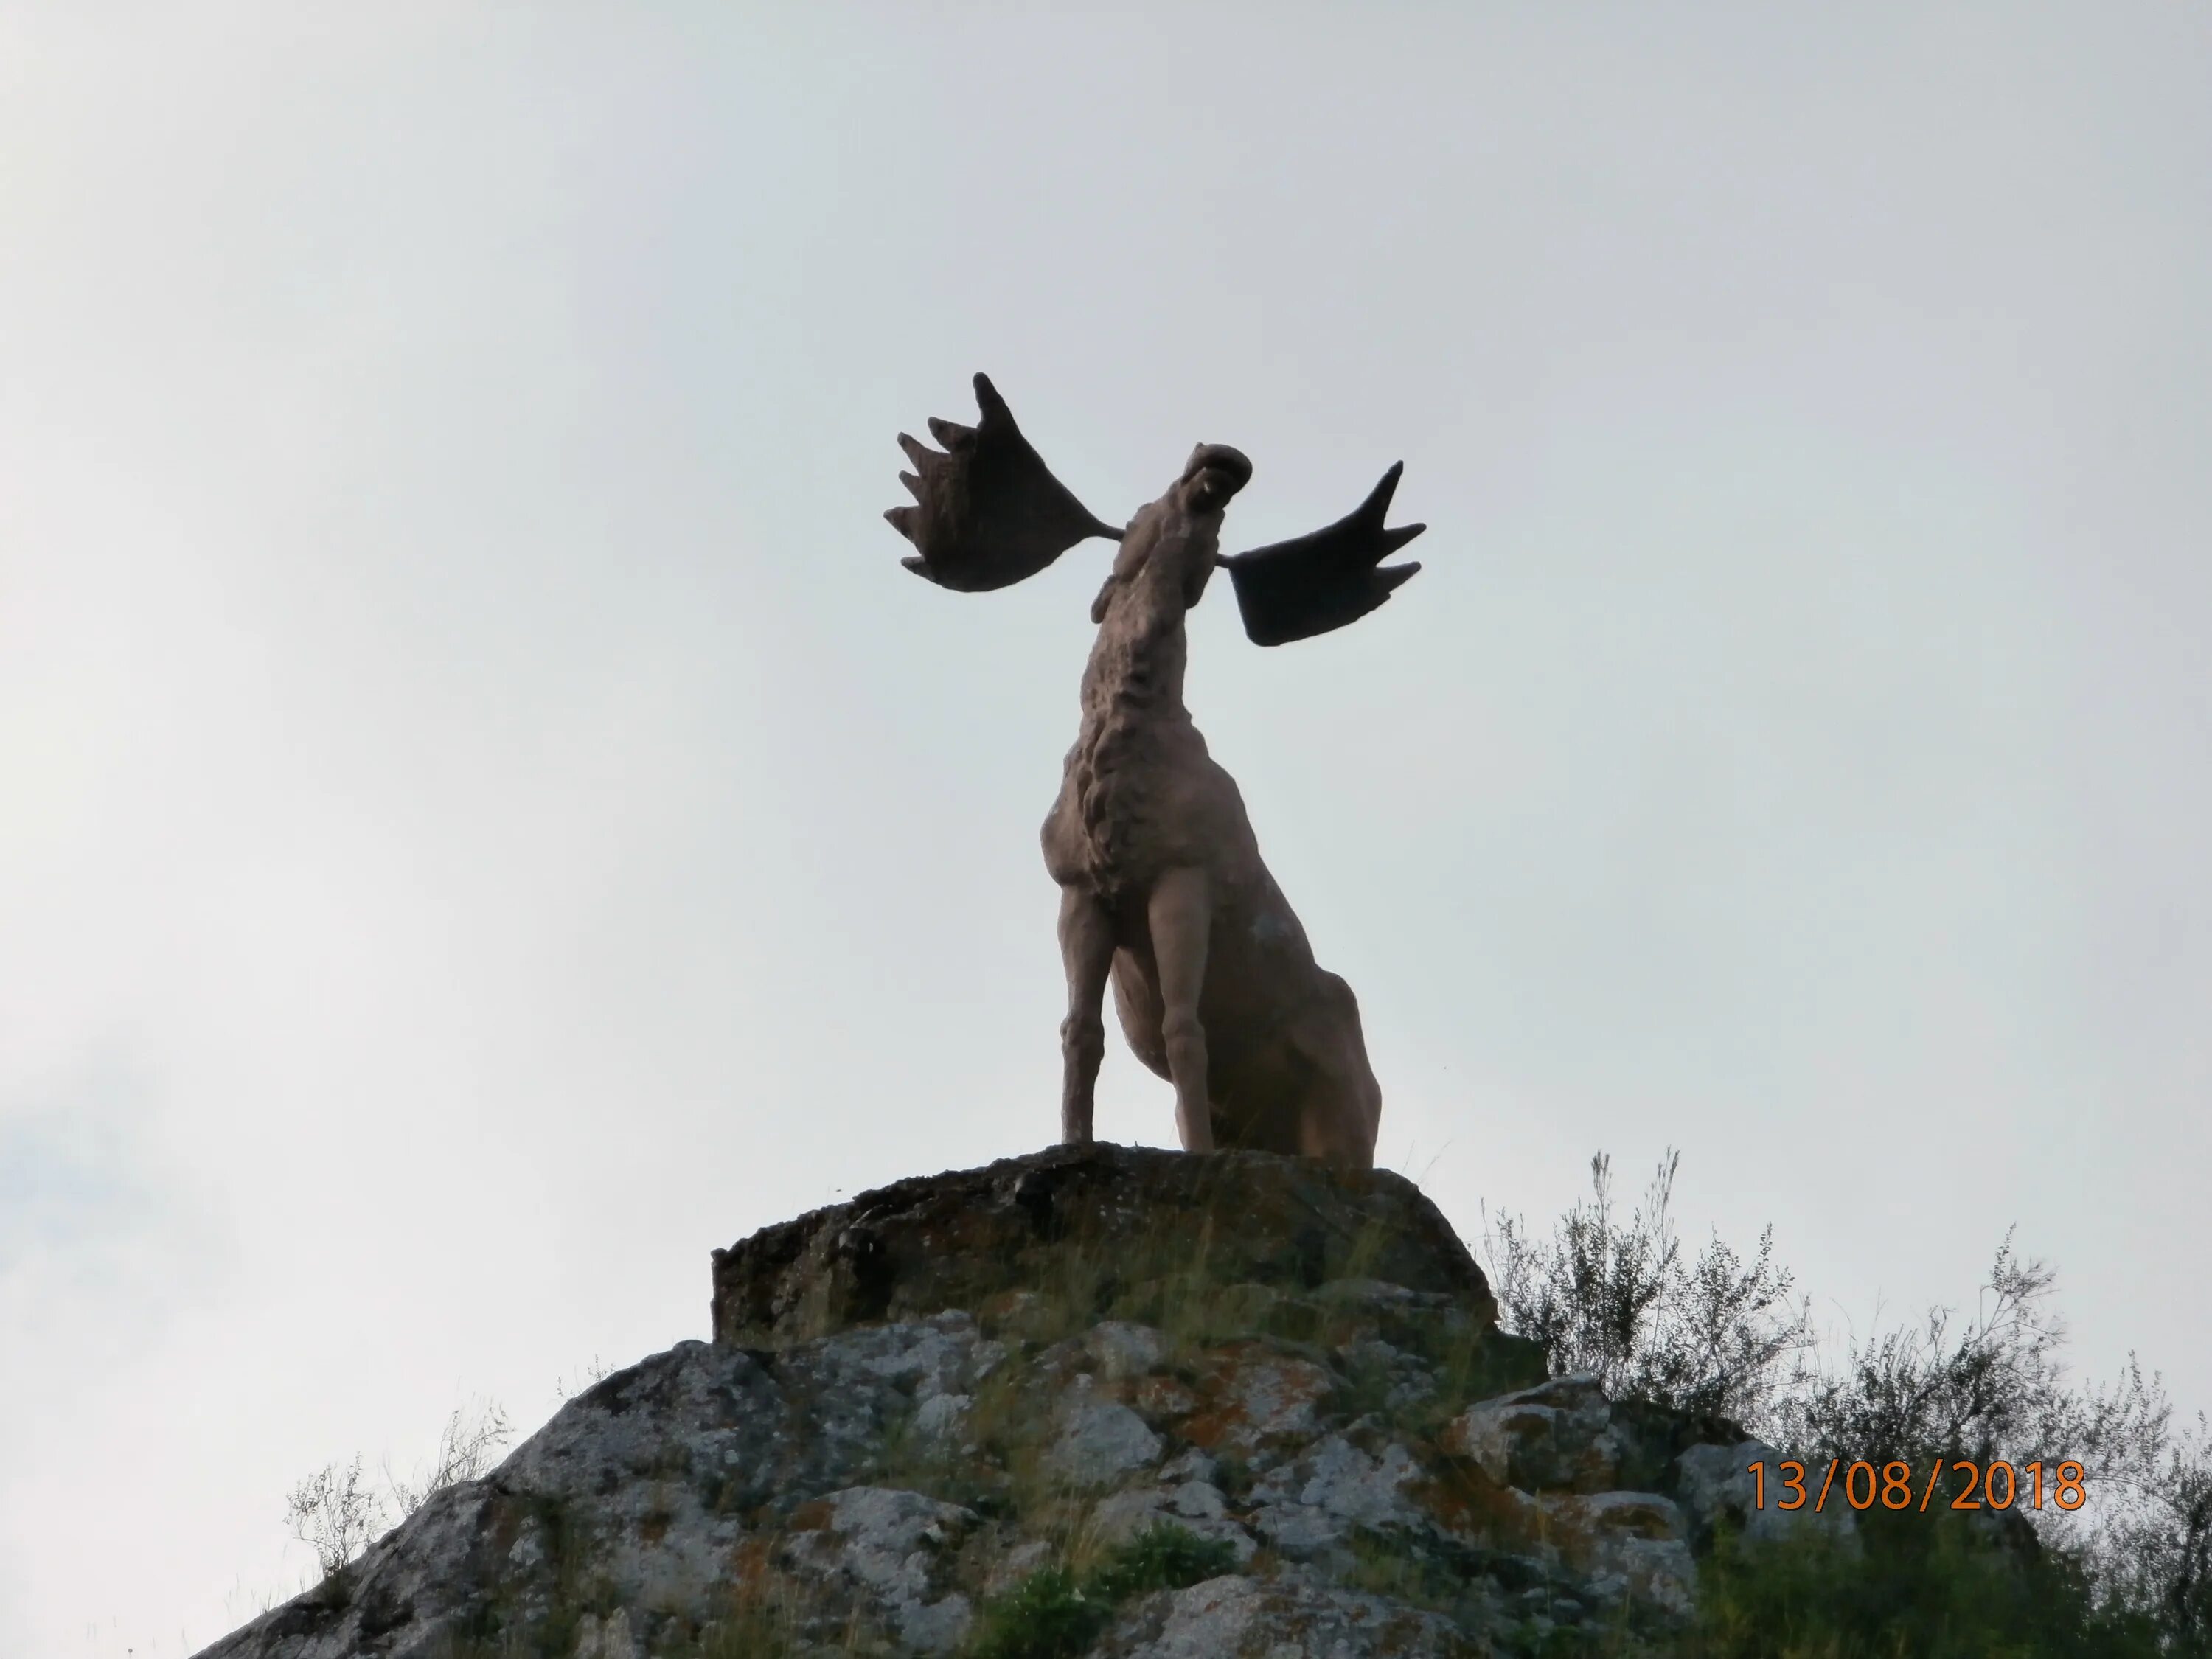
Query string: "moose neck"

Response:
xmin=1077 ymin=498 xmax=1219 ymax=732
xmin=1082 ymin=566 xmax=1192 ymax=727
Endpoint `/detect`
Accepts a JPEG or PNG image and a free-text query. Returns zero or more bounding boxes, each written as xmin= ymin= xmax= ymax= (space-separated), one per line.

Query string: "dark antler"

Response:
xmin=1220 ymin=463 xmax=1427 ymax=646
xmin=886 ymin=373 xmax=1122 ymax=592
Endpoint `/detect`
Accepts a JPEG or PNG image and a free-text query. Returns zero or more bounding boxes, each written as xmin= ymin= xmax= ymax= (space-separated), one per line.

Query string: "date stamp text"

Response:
xmin=1749 ymin=1459 xmax=2088 ymax=1513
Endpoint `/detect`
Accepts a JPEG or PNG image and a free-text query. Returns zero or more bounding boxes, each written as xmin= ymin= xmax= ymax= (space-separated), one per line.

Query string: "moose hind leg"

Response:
xmin=1057 ymin=886 xmax=1115 ymax=1145
xmin=1293 ymin=972 xmax=1382 ymax=1171
xmin=1146 ymin=867 xmax=1214 ymax=1154
xmin=1295 ymin=1076 xmax=1380 ymax=1171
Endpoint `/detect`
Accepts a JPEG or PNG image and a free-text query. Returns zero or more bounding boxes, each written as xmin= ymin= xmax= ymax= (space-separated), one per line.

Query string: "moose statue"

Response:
xmin=887 ymin=375 xmax=1431 ymax=1172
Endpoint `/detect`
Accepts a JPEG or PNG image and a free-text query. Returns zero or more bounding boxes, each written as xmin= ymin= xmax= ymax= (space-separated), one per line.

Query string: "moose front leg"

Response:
xmin=1147 ymin=867 xmax=1214 ymax=1153
xmin=1057 ymin=886 xmax=1115 ymax=1144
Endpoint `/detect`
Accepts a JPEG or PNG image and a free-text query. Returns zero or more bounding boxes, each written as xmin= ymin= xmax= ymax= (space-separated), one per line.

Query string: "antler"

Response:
xmin=886 ymin=373 xmax=1122 ymax=592
xmin=1220 ymin=463 xmax=1427 ymax=646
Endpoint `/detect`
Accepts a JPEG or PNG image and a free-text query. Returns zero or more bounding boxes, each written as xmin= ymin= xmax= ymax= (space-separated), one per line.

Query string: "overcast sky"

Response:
xmin=3 ymin=6 xmax=2208 ymax=1653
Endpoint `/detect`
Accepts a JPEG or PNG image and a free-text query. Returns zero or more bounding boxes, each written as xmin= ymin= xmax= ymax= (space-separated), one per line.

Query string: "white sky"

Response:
xmin=3 ymin=6 xmax=2207 ymax=1653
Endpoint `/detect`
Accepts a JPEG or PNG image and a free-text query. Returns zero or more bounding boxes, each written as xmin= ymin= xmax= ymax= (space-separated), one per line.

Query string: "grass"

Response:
xmin=963 ymin=1568 xmax=1104 ymax=1659
xmin=962 ymin=1523 xmax=1239 ymax=1659
xmin=1677 ymin=1510 xmax=2171 ymax=1659
xmin=1339 ymin=1528 xmax=1460 ymax=1607
xmin=661 ymin=1595 xmax=875 ymax=1659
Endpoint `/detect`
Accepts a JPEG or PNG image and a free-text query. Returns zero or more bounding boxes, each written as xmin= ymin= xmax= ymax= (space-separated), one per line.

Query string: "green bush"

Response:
xmin=965 ymin=1523 xmax=1238 ymax=1658
xmin=1686 ymin=1511 xmax=2164 ymax=1658
xmin=964 ymin=1566 xmax=1107 ymax=1659
xmin=1484 ymin=1152 xmax=2212 ymax=1657
xmin=1086 ymin=1523 xmax=1237 ymax=1601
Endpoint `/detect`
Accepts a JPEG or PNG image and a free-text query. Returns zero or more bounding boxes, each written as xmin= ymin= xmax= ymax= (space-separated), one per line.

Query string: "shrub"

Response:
xmin=964 ymin=1565 xmax=1106 ymax=1659
xmin=385 ymin=1395 xmax=514 ymax=1515
xmin=1085 ymin=1523 xmax=1237 ymax=1601
xmin=283 ymin=1455 xmax=386 ymax=1584
xmin=1688 ymin=1509 xmax=2163 ymax=1658
xmin=965 ymin=1523 xmax=1237 ymax=1658
xmin=1481 ymin=1150 xmax=1813 ymax=1423
xmin=1484 ymin=1152 xmax=2212 ymax=1656
xmin=283 ymin=1395 xmax=513 ymax=1585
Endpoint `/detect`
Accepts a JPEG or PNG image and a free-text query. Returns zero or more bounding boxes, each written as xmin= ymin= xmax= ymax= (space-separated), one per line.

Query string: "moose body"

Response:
xmin=1040 ymin=446 xmax=1382 ymax=1168
xmin=886 ymin=375 xmax=1427 ymax=1172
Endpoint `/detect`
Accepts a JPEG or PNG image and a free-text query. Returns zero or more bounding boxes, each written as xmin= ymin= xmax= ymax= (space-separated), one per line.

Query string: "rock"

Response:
xmin=1158 ymin=1447 xmax=1217 ymax=1484
xmin=1048 ymin=1383 xmax=1165 ymax=1486
xmin=1178 ymin=1342 xmax=1338 ymax=1455
xmin=911 ymin=1391 xmax=970 ymax=1444
xmin=782 ymin=1486 xmax=975 ymax=1653
xmin=983 ymin=1537 xmax=1054 ymax=1596
xmin=1085 ymin=1320 xmax=1170 ymax=1380
xmin=1099 ymin=1569 xmax=1479 ymax=1658
xmin=1539 ymin=1491 xmax=1697 ymax=1617
xmin=1089 ymin=1486 xmax=1259 ymax=1564
xmin=710 ymin=1142 xmax=1503 ymax=1348
xmin=1167 ymin=1478 xmax=1229 ymax=1520
xmin=1249 ymin=1433 xmax=1427 ymax=1558
xmin=1676 ymin=1439 xmax=1861 ymax=1551
xmin=1444 ymin=1372 xmax=1620 ymax=1492
xmin=572 ymin=1607 xmax=636 ymax=1659
xmin=193 ymin=1144 xmax=1796 ymax=1659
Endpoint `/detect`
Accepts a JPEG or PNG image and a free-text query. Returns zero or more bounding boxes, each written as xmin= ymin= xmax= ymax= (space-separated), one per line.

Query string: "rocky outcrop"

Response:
xmin=709 ymin=1144 xmax=1500 ymax=1349
xmin=196 ymin=1144 xmax=1849 ymax=1659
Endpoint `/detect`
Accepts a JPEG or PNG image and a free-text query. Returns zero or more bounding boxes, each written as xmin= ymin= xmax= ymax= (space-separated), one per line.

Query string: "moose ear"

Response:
xmin=886 ymin=374 xmax=1124 ymax=592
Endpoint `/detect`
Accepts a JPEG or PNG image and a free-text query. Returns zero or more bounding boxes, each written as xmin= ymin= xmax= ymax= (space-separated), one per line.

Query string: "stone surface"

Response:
xmin=195 ymin=1146 xmax=1821 ymax=1659
xmin=1248 ymin=1433 xmax=1428 ymax=1559
xmin=1098 ymin=1571 xmax=1477 ymax=1659
xmin=1675 ymin=1438 xmax=1861 ymax=1551
xmin=1446 ymin=1373 xmax=1620 ymax=1492
xmin=1048 ymin=1383 xmax=1166 ymax=1486
xmin=783 ymin=1486 xmax=976 ymax=1652
xmin=712 ymin=1142 xmax=1509 ymax=1348
xmin=1538 ymin=1491 xmax=1698 ymax=1618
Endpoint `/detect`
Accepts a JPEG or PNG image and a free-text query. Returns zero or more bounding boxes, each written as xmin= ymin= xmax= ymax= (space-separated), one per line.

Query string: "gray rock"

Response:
xmin=1168 ymin=1478 xmax=1228 ymax=1521
xmin=194 ymin=1148 xmax=1781 ymax=1659
xmin=1290 ymin=1435 xmax=1426 ymax=1528
xmin=984 ymin=1538 xmax=1056 ymax=1596
xmin=1538 ymin=1491 xmax=1697 ymax=1616
xmin=815 ymin=1311 xmax=988 ymax=1402
xmin=1085 ymin=1321 xmax=1169 ymax=1380
xmin=1091 ymin=1487 xmax=1259 ymax=1564
xmin=1158 ymin=1447 xmax=1217 ymax=1484
xmin=1100 ymin=1569 xmax=1478 ymax=1658
xmin=572 ymin=1607 xmax=637 ymax=1659
xmin=1444 ymin=1372 xmax=1621 ymax=1492
xmin=1676 ymin=1439 xmax=1860 ymax=1551
xmin=1249 ymin=1433 xmax=1427 ymax=1558
xmin=783 ymin=1486 xmax=975 ymax=1653
xmin=1185 ymin=1344 xmax=1335 ymax=1454
xmin=911 ymin=1390 xmax=972 ymax=1444
xmin=1049 ymin=1382 xmax=1165 ymax=1486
